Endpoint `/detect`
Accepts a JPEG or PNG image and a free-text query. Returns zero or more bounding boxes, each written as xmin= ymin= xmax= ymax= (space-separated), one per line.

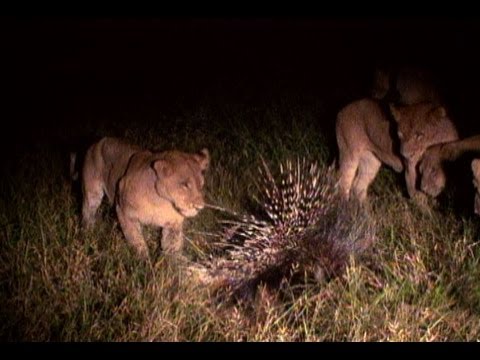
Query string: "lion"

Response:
xmin=418 ymin=135 xmax=480 ymax=215
xmin=336 ymin=98 xmax=459 ymax=203
xmin=79 ymin=137 xmax=210 ymax=260
xmin=337 ymin=66 xmax=455 ymax=203
xmin=336 ymin=98 xmax=404 ymax=202
xmin=389 ymin=102 xmax=459 ymax=201
xmin=372 ymin=66 xmax=442 ymax=105
xmin=472 ymin=159 xmax=480 ymax=216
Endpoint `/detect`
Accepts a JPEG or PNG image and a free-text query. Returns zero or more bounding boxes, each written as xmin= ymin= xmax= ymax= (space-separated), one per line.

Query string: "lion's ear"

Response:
xmin=389 ymin=103 xmax=401 ymax=122
xmin=431 ymin=106 xmax=447 ymax=119
xmin=195 ymin=148 xmax=210 ymax=171
xmin=152 ymin=159 xmax=173 ymax=178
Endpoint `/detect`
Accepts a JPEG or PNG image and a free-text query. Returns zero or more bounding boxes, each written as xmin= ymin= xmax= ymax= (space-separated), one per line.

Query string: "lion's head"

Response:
xmin=390 ymin=102 xmax=450 ymax=161
xmin=418 ymin=144 xmax=446 ymax=197
xmin=151 ymin=148 xmax=210 ymax=218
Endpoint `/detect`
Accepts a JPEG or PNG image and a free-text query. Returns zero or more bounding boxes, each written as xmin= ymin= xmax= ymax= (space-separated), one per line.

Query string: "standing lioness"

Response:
xmin=81 ymin=137 xmax=210 ymax=260
xmin=336 ymin=98 xmax=404 ymax=201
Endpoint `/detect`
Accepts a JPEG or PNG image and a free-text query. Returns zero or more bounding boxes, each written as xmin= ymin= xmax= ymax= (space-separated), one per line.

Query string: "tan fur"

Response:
xmin=417 ymin=143 xmax=447 ymax=198
xmin=471 ymin=159 xmax=480 ymax=216
xmin=336 ymin=98 xmax=403 ymax=202
xmin=372 ymin=66 xmax=442 ymax=105
xmin=390 ymin=102 xmax=459 ymax=200
xmin=81 ymin=137 xmax=210 ymax=259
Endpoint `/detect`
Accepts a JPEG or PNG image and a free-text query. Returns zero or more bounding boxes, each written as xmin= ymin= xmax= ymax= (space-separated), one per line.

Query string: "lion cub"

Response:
xmin=80 ymin=137 xmax=210 ymax=260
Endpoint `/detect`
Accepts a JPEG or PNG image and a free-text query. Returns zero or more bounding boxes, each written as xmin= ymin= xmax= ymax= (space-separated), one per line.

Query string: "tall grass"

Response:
xmin=1 ymin=97 xmax=480 ymax=341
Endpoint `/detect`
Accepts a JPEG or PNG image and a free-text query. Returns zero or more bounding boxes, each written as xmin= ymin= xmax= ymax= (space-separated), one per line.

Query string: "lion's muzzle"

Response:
xmin=177 ymin=201 xmax=204 ymax=218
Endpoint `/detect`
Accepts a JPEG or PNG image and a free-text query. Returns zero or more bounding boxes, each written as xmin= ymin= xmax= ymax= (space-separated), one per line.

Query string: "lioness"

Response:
xmin=389 ymin=102 xmax=459 ymax=201
xmin=336 ymin=98 xmax=404 ymax=201
xmin=80 ymin=137 xmax=210 ymax=259
xmin=418 ymin=135 xmax=480 ymax=215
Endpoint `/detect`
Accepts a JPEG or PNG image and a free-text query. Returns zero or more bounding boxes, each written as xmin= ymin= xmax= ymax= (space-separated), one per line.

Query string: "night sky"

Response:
xmin=3 ymin=17 xmax=480 ymax=157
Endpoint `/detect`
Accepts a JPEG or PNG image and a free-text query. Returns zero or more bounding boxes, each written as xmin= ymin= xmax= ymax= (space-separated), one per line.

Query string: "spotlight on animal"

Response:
xmin=75 ymin=137 xmax=210 ymax=260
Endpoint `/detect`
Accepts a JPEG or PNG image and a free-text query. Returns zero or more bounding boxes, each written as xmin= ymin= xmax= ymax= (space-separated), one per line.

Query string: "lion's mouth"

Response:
xmin=180 ymin=208 xmax=199 ymax=217
xmin=173 ymin=204 xmax=200 ymax=218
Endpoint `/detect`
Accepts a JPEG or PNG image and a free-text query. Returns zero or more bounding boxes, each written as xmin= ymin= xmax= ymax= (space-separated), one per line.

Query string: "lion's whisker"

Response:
xmin=203 ymin=203 xmax=240 ymax=216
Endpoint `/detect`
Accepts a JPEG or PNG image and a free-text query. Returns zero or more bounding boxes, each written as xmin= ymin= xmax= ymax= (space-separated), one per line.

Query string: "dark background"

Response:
xmin=2 ymin=17 xmax=480 ymax=159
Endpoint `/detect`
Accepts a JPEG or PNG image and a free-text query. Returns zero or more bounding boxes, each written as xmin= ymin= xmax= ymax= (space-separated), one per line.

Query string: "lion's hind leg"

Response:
xmin=352 ymin=152 xmax=381 ymax=202
xmin=338 ymin=152 xmax=360 ymax=200
xmin=81 ymin=177 xmax=105 ymax=230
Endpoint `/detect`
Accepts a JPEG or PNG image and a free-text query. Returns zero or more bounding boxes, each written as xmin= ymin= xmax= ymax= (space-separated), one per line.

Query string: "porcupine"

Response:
xmin=188 ymin=158 xmax=377 ymax=302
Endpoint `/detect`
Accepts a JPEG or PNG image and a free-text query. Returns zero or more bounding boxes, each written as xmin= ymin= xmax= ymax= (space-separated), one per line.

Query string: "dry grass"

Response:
xmin=1 ymin=99 xmax=480 ymax=341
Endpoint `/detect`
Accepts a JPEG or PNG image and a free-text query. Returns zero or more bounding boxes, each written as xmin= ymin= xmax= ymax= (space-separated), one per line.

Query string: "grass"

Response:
xmin=1 ymin=95 xmax=480 ymax=341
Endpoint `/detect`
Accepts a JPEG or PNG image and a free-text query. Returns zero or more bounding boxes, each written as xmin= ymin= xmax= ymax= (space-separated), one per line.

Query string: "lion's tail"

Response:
xmin=70 ymin=152 xmax=79 ymax=181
